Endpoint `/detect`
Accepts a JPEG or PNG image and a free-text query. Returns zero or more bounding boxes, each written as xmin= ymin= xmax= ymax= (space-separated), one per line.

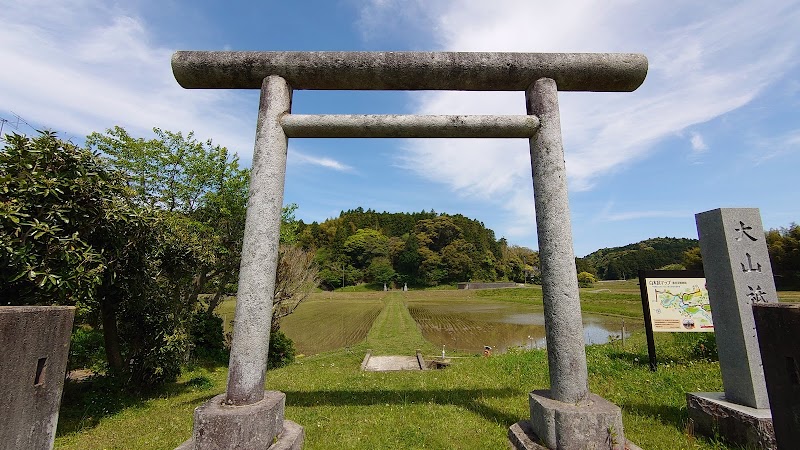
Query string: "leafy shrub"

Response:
xmin=267 ymin=330 xmax=296 ymax=369
xmin=578 ymin=271 xmax=597 ymax=287
xmin=69 ymin=326 xmax=107 ymax=372
xmin=188 ymin=310 xmax=228 ymax=361
xmin=120 ymin=297 xmax=190 ymax=387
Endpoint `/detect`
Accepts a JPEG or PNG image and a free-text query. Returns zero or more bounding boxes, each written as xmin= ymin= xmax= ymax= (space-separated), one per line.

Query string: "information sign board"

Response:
xmin=643 ymin=275 xmax=712 ymax=332
xmin=638 ymin=270 xmax=710 ymax=371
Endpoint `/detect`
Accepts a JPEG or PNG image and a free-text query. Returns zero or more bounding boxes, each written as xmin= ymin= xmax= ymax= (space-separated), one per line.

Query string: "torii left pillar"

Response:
xmin=176 ymin=76 xmax=304 ymax=450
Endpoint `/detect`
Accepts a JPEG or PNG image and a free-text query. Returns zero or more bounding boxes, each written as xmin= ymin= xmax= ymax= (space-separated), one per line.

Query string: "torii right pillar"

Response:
xmin=509 ymin=78 xmax=636 ymax=450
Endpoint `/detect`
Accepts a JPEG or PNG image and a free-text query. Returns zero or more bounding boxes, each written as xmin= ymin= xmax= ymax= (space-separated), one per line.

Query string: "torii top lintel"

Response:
xmin=171 ymin=51 xmax=647 ymax=92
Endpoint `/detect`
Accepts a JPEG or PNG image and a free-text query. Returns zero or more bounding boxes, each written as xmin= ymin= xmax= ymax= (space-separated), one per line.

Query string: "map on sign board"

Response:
xmin=645 ymin=277 xmax=713 ymax=332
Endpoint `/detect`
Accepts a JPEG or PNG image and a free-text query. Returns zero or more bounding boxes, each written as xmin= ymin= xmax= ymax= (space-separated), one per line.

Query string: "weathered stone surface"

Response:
xmin=695 ymin=208 xmax=776 ymax=409
xmin=508 ymin=420 xmax=547 ymax=449
xmin=187 ymin=391 xmax=286 ymax=450
xmin=527 ymin=78 xmax=588 ymax=404
xmin=172 ymin=51 xmax=648 ymax=92
xmin=687 ymin=392 xmax=775 ymax=449
xmin=281 ymin=114 xmax=540 ymax=138
xmin=177 ymin=418 xmax=304 ymax=450
xmin=528 ymin=390 xmax=626 ymax=450
xmin=268 ymin=420 xmax=305 ymax=450
xmin=226 ymin=76 xmax=292 ymax=406
xmin=753 ymin=303 xmax=800 ymax=449
xmin=0 ymin=306 xmax=75 ymax=450
xmin=509 ymin=420 xmax=643 ymax=450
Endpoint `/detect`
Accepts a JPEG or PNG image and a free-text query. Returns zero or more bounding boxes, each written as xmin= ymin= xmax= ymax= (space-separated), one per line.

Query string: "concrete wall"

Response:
xmin=457 ymin=282 xmax=519 ymax=290
xmin=0 ymin=306 xmax=75 ymax=450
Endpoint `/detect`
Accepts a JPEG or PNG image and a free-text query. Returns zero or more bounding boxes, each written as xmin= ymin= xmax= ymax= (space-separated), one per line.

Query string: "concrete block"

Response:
xmin=178 ymin=418 xmax=303 ymax=450
xmin=753 ymin=303 xmax=800 ymax=449
xmin=509 ymin=420 xmax=643 ymax=450
xmin=528 ymin=390 xmax=625 ymax=450
xmin=508 ymin=420 xmax=547 ymax=449
xmin=190 ymin=391 xmax=285 ymax=450
xmin=687 ymin=392 xmax=775 ymax=449
xmin=0 ymin=306 xmax=75 ymax=450
xmin=268 ymin=420 xmax=304 ymax=450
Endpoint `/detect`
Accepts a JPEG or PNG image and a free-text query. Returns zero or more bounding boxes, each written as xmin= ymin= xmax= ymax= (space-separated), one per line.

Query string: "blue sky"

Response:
xmin=1 ymin=0 xmax=798 ymax=256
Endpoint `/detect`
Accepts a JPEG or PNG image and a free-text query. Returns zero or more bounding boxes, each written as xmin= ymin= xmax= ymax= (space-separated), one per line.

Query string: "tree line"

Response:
xmin=575 ymin=232 xmax=800 ymax=289
xmin=577 ymin=237 xmax=700 ymax=280
xmin=294 ymin=208 xmax=538 ymax=288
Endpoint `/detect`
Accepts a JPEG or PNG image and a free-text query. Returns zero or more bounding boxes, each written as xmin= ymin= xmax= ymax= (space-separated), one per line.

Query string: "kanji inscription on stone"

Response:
xmin=696 ymin=208 xmax=777 ymax=409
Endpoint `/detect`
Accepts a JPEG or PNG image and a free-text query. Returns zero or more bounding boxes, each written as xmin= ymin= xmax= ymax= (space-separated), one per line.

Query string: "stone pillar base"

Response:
xmin=176 ymin=391 xmax=304 ymax=450
xmin=686 ymin=392 xmax=774 ymax=450
xmin=509 ymin=420 xmax=642 ymax=450
xmin=522 ymin=390 xmax=626 ymax=450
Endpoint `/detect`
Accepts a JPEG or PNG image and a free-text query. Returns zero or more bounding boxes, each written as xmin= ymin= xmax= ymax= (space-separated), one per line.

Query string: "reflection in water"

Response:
xmin=409 ymin=303 xmax=642 ymax=354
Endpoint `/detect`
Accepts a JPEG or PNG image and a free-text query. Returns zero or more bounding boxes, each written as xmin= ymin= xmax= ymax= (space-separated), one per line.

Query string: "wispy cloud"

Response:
xmin=599 ymin=209 xmax=695 ymax=222
xmin=0 ymin=0 xmax=255 ymax=155
xmin=290 ymin=150 xmax=354 ymax=172
xmin=751 ymin=129 xmax=800 ymax=164
xmin=690 ymin=132 xmax=709 ymax=152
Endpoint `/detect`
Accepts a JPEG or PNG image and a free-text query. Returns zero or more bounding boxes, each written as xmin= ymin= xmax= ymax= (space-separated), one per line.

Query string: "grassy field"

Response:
xmin=54 ymin=283 xmax=799 ymax=450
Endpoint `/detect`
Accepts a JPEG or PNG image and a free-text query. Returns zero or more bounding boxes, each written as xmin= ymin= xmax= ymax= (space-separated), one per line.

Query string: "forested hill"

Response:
xmin=295 ymin=208 xmax=535 ymax=288
xmin=295 ymin=207 xmax=799 ymax=287
xmin=579 ymin=237 xmax=699 ymax=280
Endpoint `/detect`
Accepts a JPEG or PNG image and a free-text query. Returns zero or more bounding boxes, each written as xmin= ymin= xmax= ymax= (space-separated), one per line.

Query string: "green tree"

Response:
xmin=343 ymin=228 xmax=390 ymax=270
xmin=88 ymin=127 xmax=318 ymax=362
xmin=767 ymin=224 xmax=800 ymax=289
xmin=441 ymin=239 xmax=475 ymax=282
xmin=682 ymin=247 xmax=703 ymax=271
xmin=88 ymin=126 xmax=251 ymax=313
xmin=577 ymin=271 xmax=597 ymax=287
xmin=366 ymin=257 xmax=396 ymax=284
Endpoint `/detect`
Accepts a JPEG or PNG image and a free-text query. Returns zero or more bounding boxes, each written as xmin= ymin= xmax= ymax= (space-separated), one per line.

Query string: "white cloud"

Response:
xmin=0 ymin=0 xmax=255 ymax=156
xmin=290 ymin=150 xmax=354 ymax=172
xmin=361 ymin=0 xmax=800 ymax=238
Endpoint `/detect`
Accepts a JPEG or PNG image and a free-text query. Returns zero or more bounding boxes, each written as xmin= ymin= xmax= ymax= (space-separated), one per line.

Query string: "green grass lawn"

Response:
xmin=55 ymin=283 xmax=798 ymax=449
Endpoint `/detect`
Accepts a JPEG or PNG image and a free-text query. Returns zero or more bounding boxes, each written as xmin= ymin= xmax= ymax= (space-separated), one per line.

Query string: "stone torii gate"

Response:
xmin=172 ymin=51 xmax=647 ymax=450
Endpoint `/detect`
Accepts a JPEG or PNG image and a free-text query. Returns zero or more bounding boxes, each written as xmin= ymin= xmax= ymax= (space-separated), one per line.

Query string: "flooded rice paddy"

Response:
xmin=278 ymin=289 xmax=645 ymax=355
xmin=407 ymin=298 xmax=642 ymax=354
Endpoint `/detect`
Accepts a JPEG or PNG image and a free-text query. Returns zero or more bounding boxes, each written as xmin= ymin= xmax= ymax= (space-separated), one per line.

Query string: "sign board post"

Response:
xmin=638 ymin=270 xmax=710 ymax=371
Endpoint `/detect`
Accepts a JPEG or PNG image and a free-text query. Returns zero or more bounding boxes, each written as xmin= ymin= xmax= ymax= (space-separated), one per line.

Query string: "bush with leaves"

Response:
xmin=577 ymin=271 xmax=597 ymax=287
xmin=1 ymin=132 xmax=120 ymax=305
xmin=188 ymin=308 xmax=228 ymax=362
xmin=267 ymin=330 xmax=296 ymax=369
xmin=1 ymin=132 xmax=188 ymax=386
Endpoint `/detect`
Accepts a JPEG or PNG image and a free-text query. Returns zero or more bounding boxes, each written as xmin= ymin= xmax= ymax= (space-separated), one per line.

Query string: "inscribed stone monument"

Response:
xmin=690 ymin=208 xmax=777 ymax=448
